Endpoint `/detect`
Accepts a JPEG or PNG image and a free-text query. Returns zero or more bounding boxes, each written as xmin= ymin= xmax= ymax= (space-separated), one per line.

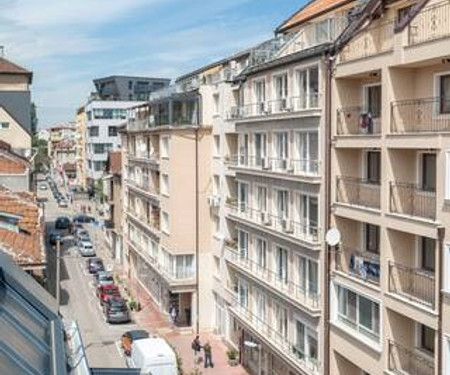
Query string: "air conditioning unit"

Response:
xmin=281 ymin=219 xmax=293 ymax=233
xmin=260 ymin=212 xmax=272 ymax=226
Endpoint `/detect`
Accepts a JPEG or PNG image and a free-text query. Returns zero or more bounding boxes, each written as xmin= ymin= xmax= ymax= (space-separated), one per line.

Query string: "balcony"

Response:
xmin=335 ymin=247 xmax=380 ymax=285
xmin=339 ymin=20 xmax=394 ymax=63
xmin=337 ymin=107 xmax=380 ymax=136
xmin=408 ymin=1 xmax=450 ymax=46
xmin=228 ymin=94 xmax=319 ymax=121
xmin=128 ymin=151 xmax=160 ymax=165
xmin=389 ymin=182 xmax=436 ymax=221
xmin=388 ymin=261 xmax=435 ymax=308
xmin=126 ymin=178 xmax=160 ymax=200
xmin=225 ymin=247 xmax=320 ymax=312
xmin=229 ymin=155 xmax=320 ymax=179
xmin=391 ymin=97 xmax=450 ymax=134
xmin=228 ymin=296 xmax=320 ymax=374
xmin=126 ymin=207 xmax=161 ymax=235
xmin=227 ymin=203 xmax=320 ymax=245
xmin=336 ymin=176 xmax=381 ymax=210
xmin=388 ymin=340 xmax=434 ymax=375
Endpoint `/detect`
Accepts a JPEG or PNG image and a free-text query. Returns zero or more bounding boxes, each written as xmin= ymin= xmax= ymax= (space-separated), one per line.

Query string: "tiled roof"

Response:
xmin=0 ymin=57 xmax=31 ymax=75
xmin=108 ymin=151 xmax=122 ymax=175
xmin=277 ymin=0 xmax=352 ymax=32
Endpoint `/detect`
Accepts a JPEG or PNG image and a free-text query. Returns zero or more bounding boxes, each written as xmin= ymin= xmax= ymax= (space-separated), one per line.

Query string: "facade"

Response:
xmin=0 ymin=140 xmax=32 ymax=191
xmin=48 ymin=122 xmax=77 ymax=186
xmin=93 ymin=75 xmax=171 ymax=101
xmin=0 ymin=56 xmax=33 ymax=158
xmin=121 ymin=86 xmax=213 ymax=331
xmin=75 ymin=106 xmax=87 ymax=188
xmin=85 ymin=100 xmax=141 ymax=185
xmin=328 ymin=0 xmax=450 ymax=374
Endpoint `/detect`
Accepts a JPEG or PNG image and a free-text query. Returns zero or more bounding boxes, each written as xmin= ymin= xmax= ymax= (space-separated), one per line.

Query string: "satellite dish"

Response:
xmin=326 ymin=228 xmax=341 ymax=247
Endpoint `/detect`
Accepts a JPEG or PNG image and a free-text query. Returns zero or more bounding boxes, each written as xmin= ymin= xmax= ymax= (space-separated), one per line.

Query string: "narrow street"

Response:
xmin=40 ymin=185 xmax=135 ymax=368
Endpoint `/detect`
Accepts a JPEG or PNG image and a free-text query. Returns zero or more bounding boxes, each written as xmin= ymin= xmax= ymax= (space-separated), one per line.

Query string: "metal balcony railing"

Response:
xmin=388 ymin=340 xmax=435 ymax=375
xmin=408 ymin=1 xmax=450 ymax=45
xmin=126 ymin=207 xmax=161 ymax=233
xmin=339 ymin=20 xmax=395 ymax=62
xmin=228 ymin=294 xmax=320 ymax=373
xmin=336 ymin=247 xmax=380 ymax=285
xmin=227 ymin=203 xmax=320 ymax=243
xmin=337 ymin=106 xmax=381 ymax=135
xmin=225 ymin=248 xmax=320 ymax=310
xmin=389 ymin=182 xmax=436 ymax=220
xmin=336 ymin=176 xmax=381 ymax=209
xmin=388 ymin=261 xmax=435 ymax=308
xmin=229 ymin=155 xmax=320 ymax=176
xmin=391 ymin=97 xmax=450 ymax=133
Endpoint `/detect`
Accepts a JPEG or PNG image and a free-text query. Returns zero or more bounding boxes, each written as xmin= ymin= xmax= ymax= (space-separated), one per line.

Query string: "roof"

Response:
xmin=0 ymin=57 xmax=33 ymax=83
xmin=106 ymin=151 xmax=122 ymax=175
xmin=276 ymin=0 xmax=353 ymax=33
xmin=133 ymin=338 xmax=176 ymax=361
xmin=93 ymin=75 xmax=171 ymax=83
xmin=0 ymin=251 xmax=67 ymax=375
xmin=0 ymin=141 xmax=31 ymax=174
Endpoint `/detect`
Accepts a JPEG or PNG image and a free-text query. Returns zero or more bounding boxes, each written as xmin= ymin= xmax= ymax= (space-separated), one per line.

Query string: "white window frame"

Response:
xmin=414 ymin=323 xmax=435 ymax=358
xmin=297 ymin=192 xmax=319 ymax=236
xmin=253 ymin=132 xmax=268 ymax=166
xmin=238 ymin=229 xmax=249 ymax=260
xmin=274 ymin=243 xmax=289 ymax=284
xmin=297 ymin=254 xmax=319 ymax=297
xmin=238 ymin=181 xmax=249 ymax=212
xmin=254 ymin=183 xmax=268 ymax=213
xmin=293 ymin=314 xmax=319 ymax=363
xmin=255 ymin=236 xmax=268 ymax=270
xmin=253 ymin=77 xmax=266 ymax=104
xmin=272 ymin=130 xmax=290 ymax=161
xmin=161 ymin=136 xmax=170 ymax=159
xmin=274 ymin=188 xmax=290 ymax=220
xmin=161 ymin=210 xmax=170 ymax=235
xmin=213 ymin=93 xmax=220 ymax=117
xmin=293 ymin=64 xmax=320 ymax=109
xmin=161 ymin=173 xmax=169 ymax=197
xmin=213 ymin=134 xmax=220 ymax=158
xmin=237 ymin=278 xmax=249 ymax=308
xmin=271 ymin=70 xmax=289 ymax=100
xmin=294 ymin=130 xmax=319 ymax=174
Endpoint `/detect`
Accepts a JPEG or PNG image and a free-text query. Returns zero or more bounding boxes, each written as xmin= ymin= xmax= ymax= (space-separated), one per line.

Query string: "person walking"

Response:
xmin=203 ymin=341 xmax=214 ymax=368
xmin=170 ymin=305 xmax=177 ymax=326
xmin=191 ymin=335 xmax=201 ymax=364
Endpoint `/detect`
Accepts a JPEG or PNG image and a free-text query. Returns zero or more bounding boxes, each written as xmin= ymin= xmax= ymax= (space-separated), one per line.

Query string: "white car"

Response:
xmin=39 ymin=184 xmax=48 ymax=190
xmin=58 ymin=199 xmax=68 ymax=208
xmin=78 ymin=240 xmax=95 ymax=257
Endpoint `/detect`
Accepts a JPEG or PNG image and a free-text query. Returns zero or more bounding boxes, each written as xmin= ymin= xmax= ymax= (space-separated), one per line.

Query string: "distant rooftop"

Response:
xmin=0 ymin=56 xmax=33 ymax=83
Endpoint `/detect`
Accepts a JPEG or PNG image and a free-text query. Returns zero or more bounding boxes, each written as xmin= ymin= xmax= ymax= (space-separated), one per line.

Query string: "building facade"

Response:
xmin=75 ymin=106 xmax=87 ymax=188
xmin=48 ymin=122 xmax=77 ymax=186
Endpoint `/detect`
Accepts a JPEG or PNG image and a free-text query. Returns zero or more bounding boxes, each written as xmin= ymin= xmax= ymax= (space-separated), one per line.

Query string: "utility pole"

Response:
xmin=56 ymin=239 xmax=61 ymax=310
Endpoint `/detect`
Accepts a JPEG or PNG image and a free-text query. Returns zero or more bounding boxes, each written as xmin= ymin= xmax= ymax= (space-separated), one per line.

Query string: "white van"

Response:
xmin=126 ymin=337 xmax=178 ymax=375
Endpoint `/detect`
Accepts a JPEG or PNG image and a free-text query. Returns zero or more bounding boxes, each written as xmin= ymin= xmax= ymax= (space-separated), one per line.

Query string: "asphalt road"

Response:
xmin=39 ymin=181 xmax=137 ymax=368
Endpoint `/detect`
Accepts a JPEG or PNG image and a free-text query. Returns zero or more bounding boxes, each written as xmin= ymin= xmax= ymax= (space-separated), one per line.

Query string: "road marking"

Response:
xmin=115 ymin=340 xmax=124 ymax=358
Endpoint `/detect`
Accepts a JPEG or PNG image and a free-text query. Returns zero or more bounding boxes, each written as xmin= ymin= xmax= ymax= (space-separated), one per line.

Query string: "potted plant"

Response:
xmin=226 ymin=348 xmax=239 ymax=366
xmin=129 ymin=300 xmax=138 ymax=311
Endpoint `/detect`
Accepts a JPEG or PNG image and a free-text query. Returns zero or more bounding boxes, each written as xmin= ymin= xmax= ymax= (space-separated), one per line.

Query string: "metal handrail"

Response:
xmin=408 ymin=1 xmax=450 ymax=45
xmin=389 ymin=181 xmax=436 ymax=220
xmin=336 ymin=176 xmax=381 ymax=209
xmin=388 ymin=339 xmax=435 ymax=375
xmin=335 ymin=247 xmax=380 ymax=284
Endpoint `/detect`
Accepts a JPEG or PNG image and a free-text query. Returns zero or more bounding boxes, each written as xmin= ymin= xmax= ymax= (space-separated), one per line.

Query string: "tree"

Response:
xmin=32 ymin=136 xmax=49 ymax=173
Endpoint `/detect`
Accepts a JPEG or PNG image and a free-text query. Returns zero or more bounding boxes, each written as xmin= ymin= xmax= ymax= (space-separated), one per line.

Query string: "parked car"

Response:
xmin=103 ymin=298 xmax=131 ymax=323
xmin=55 ymin=217 xmax=70 ymax=230
xmin=95 ymin=271 xmax=114 ymax=287
xmin=87 ymin=258 xmax=104 ymax=274
xmin=97 ymin=284 xmax=121 ymax=305
xmin=78 ymin=239 xmax=95 ymax=257
xmin=76 ymin=229 xmax=90 ymax=242
xmin=39 ymin=184 xmax=48 ymax=190
xmin=73 ymin=214 xmax=95 ymax=224
xmin=121 ymin=330 xmax=149 ymax=356
xmin=49 ymin=232 xmax=62 ymax=246
xmin=58 ymin=199 xmax=68 ymax=208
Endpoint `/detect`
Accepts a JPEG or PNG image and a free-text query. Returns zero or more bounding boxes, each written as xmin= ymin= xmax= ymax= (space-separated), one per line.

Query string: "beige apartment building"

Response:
xmin=329 ymin=0 xmax=450 ymax=374
xmin=76 ymin=106 xmax=87 ymax=188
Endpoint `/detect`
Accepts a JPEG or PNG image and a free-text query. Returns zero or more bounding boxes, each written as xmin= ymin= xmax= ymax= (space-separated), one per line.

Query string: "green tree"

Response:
xmin=32 ymin=136 xmax=49 ymax=172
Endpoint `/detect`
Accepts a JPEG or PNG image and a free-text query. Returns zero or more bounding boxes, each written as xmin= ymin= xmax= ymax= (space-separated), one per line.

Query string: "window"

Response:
xmin=255 ymin=290 xmax=266 ymax=322
xmin=296 ymin=131 xmax=319 ymax=174
xmin=439 ymin=74 xmax=450 ymax=114
xmin=420 ymin=237 xmax=435 ymax=272
xmin=128 ymin=80 xmax=133 ymax=90
xmin=446 ymin=152 xmax=450 ymax=200
xmin=296 ymin=66 xmax=319 ymax=109
xmin=366 ymin=151 xmax=381 ymax=184
xmin=254 ymin=80 xmax=266 ymax=103
xmin=275 ymin=189 xmax=289 ymax=219
xmin=213 ymin=215 xmax=220 ymax=235
xmin=161 ymin=174 xmax=169 ymax=196
xmin=213 ymin=93 xmax=220 ymax=116
xmin=299 ymin=194 xmax=318 ymax=237
xmin=213 ymin=135 xmax=220 ymax=157
xmin=213 ymin=175 xmax=220 ymax=196
xmin=255 ymin=186 xmax=267 ymax=212
xmin=254 ymin=133 xmax=267 ymax=166
xmin=0 ymin=122 xmax=10 ymax=129
xmin=298 ymin=256 xmax=319 ymax=296
xmin=364 ymin=224 xmax=380 ymax=254
xmin=89 ymin=126 xmax=99 ymax=137
xmin=238 ymin=182 xmax=249 ymax=212
xmin=364 ymin=85 xmax=381 ymax=119
xmin=274 ymin=132 xmax=289 ymax=162
xmin=256 ymin=238 xmax=267 ymax=269
xmin=293 ymin=320 xmax=318 ymax=364
xmin=238 ymin=230 xmax=248 ymax=260
xmin=418 ymin=324 xmax=435 ymax=354
xmin=421 ymin=153 xmax=436 ymax=191
xmin=239 ymin=134 xmax=249 ymax=165
xmin=94 ymin=161 xmax=106 ymax=172
xmin=238 ymin=279 xmax=248 ymax=308
xmin=93 ymin=108 xmax=127 ymax=120
xmin=274 ymin=303 xmax=288 ymax=338
xmin=161 ymin=136 xmax=169 ymax=158
xmin=445 ymin=244 xmax=450 ymax=292
xmin=161 ymin=211 xmax=169 ymax=234
xmin=175 ymin=255 xmax=194 ymax=279
xmin=108 ymin=126 xmax=118 ymax=136
xmin=274 ymin=74 xmax=288 ymax=100
xmin=337 ymin=285 xmax=380 ymax=342
xmin=275 ymin=246 xmax=288 ymax=283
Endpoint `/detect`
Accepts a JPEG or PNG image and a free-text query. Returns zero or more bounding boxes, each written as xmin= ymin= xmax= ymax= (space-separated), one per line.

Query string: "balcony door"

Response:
xmin=274 ymin=74 xmax=288 ymax=112
xmin=299 ymin=194 xmax=318 ymax=237
xmin=238 ymin=182 xmax=249 ymax=213
xmin=256 ymin=238 xmax=267 ymax=269
xmin=438 ymin=73 xmax=450 ymax=114
xmin=239 ymin=134 xmax=249 ymax=166
xmin=254 ymin=80 xmax=266 ymax=115
xmin=255 ymin=185 xmax=268 ymax=213
xmin=275 ymin=246 xmax=289 ymax=284
xmin=296 ymin=131 xmax=319 ymax=174
xmin=296 ymin=66 xmax=319 ymax=109
xmin=254 ymin=133 xmax=267 ymax=167
xmin=275 ymin=189 xmax=289 ymax=220
xmin=420 ymin=153 xmax=436 ymax=192
xmin=365 ymin=151 xmax=381 ymax=184
xmin=274 ymin=132 xmax=289 ymax=169
xmin=238 ymin=230 xmax=249 ymax=260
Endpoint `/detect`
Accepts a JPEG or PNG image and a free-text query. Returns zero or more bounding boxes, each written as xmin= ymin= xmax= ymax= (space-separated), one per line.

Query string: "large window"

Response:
xmin=299 ymin=194 xmax=318 ymax=236
xmin=274 ymin=74 xmax=288 ymax=102
xmin=421 ymin=237 xmax=435 ymax=272
xmin=296 ymin=131 xmax=319 ymax=174
xmin=337 ymin=285 xmax=380 ymax=342
xmin=275 ymin=246 xmax=289 ymax=284
xmin=161 ymin=211 xmax=170 ymax=234
xmin=255 ymin=186 xmax=267 ymax=213
xmin=238 ymin=230 xmax=249 ymax=260
xmin=238 ymin=279 xmax=249 ymax=308
xmin=364 ymin=223 xmax=380 ymax=254
xmin=438 ymin=73 xmax=450 ymax=114
xmin=274 ymin=132 xmax=289 ymax=162
xmin=296 ymin=66 xmax=319 ymax=109
xmin=298 ymin=256 xmax=319 ymax=297
xmin=239 ymin=134 xmax=249 ymax=165
xmin=161 ymin=136 xmax=169 ymax=159
xmin=175 ymin=255 xmax=194 ymax=279
xmin=417 ymin=324 xmax=435 ymax=354
xmin=254 ymin=133 xmax=267 ymax=166
xmin=363 ymin=85 xmax=381 ymax=119
xmin=275 ymin=189 xmax=289 ymax=219
xmin=293 ymin=320 xmax=318 ymax=364
xmin=274 ymin=303 xmax=288 ymax=339
xmin=255 ymin=290 xmax=267 ymax=323
xmin=238 ymin=182 xmax=249 ymax=212
xmin=421 ymin=153 xmax=436 ymax=192
xmin=88 ymin=126 xmax=99 ymax=137
xmin=366 ymin=151 xmax=381 ymax=184
xmin=93 ymin=108 xmax=127 ymax=120
xmin=255 ymin=238 xmax=267 ymax=269
xmin=108 ymin=126 xmax=118 ymax=136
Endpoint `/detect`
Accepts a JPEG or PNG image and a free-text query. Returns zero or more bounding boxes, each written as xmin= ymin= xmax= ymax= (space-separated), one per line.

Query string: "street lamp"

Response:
xmin=244 ymin=340 xmax=261 ymax=375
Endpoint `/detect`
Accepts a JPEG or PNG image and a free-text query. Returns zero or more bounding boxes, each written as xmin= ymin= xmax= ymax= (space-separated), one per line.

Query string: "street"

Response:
xmin=40 ymin=184 xmax=134 ymax=368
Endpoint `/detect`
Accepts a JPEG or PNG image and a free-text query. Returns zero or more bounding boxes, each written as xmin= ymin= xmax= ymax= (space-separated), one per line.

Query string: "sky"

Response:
xmin=0 ymin=0 xmax=305 ymax=128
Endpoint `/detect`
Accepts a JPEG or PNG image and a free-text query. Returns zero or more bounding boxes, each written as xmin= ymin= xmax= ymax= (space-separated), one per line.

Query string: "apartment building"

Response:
xmin=48 ymin=122 xmax=77 ymax=185
xmin=122 ymin=86 xmax=213 ymax=331
xmin=85 ymin=99 xmax=140 ymax=185
xmin=328 ymin=0 xmax=450 ymax=374
xmin=75 ymin=106 xmax=87 ymax=188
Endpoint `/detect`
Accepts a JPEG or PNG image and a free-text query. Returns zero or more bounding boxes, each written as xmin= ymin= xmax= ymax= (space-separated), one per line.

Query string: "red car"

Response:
xmin=97 ymin=284 xmax=120 ymax=305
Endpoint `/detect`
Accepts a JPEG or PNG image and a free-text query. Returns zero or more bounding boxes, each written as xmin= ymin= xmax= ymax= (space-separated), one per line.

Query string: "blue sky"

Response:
xmin=0 ymin=0 xmax=305 ymax=128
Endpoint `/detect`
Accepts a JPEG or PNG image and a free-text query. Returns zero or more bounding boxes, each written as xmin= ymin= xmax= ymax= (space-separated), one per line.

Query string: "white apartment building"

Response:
xmin=85 ymin=100 xmax=142 ymax=184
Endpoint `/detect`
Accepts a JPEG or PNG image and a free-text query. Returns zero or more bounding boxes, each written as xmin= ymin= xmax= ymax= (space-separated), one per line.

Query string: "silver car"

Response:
xmin=78 ymin=240 xmax=95 ymax=257
xmin=96 ymin=271 xmax=114 ymax=287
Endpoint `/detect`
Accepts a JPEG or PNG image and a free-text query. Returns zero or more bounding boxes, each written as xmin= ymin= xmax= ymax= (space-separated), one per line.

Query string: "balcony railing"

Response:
xmin=388 ymin=340 xmax=435 ymax=375
xmin=126 ymin=207 xmax=161 ymax=233
xmin=389 ymin=182 xmax=436 ymax=220
xmin=129 ymin=150 xmax=160 ymax=163
xmin=336 ymin=176 xmax=381 ymax=209
xmin=391 ymin=97 xmax=450 ymax=133
xmin=335 ymin=247 xmax=380 ymax=285
xmin=227 ymin=203 xmax=320 ymax=244
xmin=229 ymin=155 xmax=320 ymax=176
xmin=126 ymin=178 xmax=160 ymax=197
xmin=408 ymin=1 xmax=450 ymax=45
xmin=337 ymin=106 xmax=381 ymax=135
xmin=229 ymin=295 xmax=320 ymax=373
xmin=339 ymin=20 xmax=394 ymax=62
xmin=225 ymin=248 xmax=320 ymax=310
xmin=228 ymin=94 xmax=319 ymax=120
xmin=388 ymin=261 xmax=435 ymax=308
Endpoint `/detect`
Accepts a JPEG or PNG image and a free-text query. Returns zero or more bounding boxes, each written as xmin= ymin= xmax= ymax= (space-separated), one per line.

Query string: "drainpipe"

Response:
xmin=437 ymin=225 xmax=445 ymax=375
xmin=195 ymin=125 xmax=200 ymax=335
xmin=324 ymin=52 xmax=335 ymax=375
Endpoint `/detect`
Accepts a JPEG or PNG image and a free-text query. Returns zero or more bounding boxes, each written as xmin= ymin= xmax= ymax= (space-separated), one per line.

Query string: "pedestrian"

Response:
xmin=203 ymin=341 xmax=214 ymax=368
xmin=170 ymin=305 xmax=177 ymax=325
xmin=191 ymin=335 xmax=201 ymax=364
